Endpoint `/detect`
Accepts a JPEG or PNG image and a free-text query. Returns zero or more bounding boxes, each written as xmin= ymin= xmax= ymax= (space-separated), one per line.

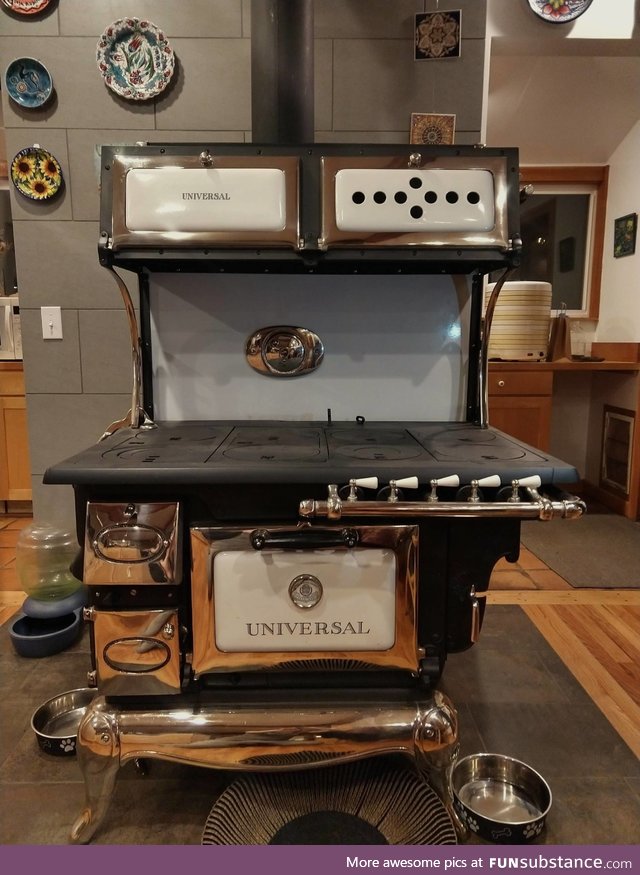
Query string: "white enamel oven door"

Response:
xmin=190 ymin=524 xmax=419 ymax=675
xmin=109 ymin=152 xmax=300 ymax=251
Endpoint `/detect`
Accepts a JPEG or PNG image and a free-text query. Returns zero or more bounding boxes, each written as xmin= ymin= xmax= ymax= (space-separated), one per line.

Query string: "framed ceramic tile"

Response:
xmin=415 ymin=11 xmax=461 ymax=61
xmin=613 ymin=213 xmax=637 ymax=258
xmin=410 ymin=113 xmax=456 ymax=146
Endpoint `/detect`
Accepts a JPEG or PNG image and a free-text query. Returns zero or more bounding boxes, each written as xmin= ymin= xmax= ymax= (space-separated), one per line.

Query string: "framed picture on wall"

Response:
xmin=613 ymin=212 xmax=637 ymax=258
xmin=410 ymin=113 xmax=456 ymax=145
xmin=414 ymin=11 xmax=461 ymax=60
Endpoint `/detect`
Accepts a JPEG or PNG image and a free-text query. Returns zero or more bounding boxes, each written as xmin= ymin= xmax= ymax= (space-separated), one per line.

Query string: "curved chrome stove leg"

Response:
xmin=70 ymin=699 xmax=120 ymax=845
xmin=69 ymin=691 xmax=463 ymax=844
xmin=414 ymin=693 xmax=469 ymax=842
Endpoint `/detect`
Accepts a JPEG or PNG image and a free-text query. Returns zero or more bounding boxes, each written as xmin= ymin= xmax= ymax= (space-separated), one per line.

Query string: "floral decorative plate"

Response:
xmin=96 ymin=18 xmax=175 ymax=100
xmin=10 ymin=145 xmax=63 ymax=202
xmin=1 ymin=0 xmax=51 ymax=15
xmin=527 ymin=0 xmax=593 ymax=24
xmin=5 ymin=57 xmax=53 ymax=108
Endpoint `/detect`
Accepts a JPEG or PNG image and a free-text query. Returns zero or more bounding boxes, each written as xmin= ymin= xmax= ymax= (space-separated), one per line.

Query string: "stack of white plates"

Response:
xmin=485 ymin=281 xmax=552 ymax=361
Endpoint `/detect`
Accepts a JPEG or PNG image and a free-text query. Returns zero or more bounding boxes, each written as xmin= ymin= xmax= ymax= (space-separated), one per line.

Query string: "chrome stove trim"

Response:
xmin=299 ymin=488 xmax=586 ymax=521
xmin=189 ymin=524 xmax=420 ymax=675
xmin=320 ymin=153 xmax=511 ymax=251
xmin=84 ymin=502 xmax=181 ymax=585
xmin=70 ymin=690 xmax=463 ymax=844
xmin=98 ymin=265 xmax=155 ymax=437
xmin=109 ymin=152 xmax=301 ymax=251
xmin=245 ymin=325 xmax=324 ymax=376
xmin=87 ymin=609 xmax=182 ymax=695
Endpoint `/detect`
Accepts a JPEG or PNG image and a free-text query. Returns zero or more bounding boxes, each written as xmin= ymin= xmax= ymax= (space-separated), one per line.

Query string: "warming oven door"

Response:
xmin=190 ymin=524 xmax=419 ymax=676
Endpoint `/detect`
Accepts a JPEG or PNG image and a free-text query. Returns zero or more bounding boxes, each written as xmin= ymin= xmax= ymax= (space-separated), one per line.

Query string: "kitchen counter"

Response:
xmin=490 ymin=360 xmax=640 ymax=372
xmin=489 ymin=345 xmax=640 ymax=520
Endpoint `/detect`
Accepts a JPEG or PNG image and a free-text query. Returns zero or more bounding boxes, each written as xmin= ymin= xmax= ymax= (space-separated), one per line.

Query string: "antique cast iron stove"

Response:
xmin=44 ymin=144 xmax=584 ymax=843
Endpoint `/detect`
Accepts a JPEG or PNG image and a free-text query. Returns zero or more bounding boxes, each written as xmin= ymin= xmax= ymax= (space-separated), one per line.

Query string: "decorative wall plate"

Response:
xmin=5 ymin=57 xmax=53 ymax=108
xmin=1 ymin=0 xmax=51 ymax=14
xmin=410 ymin=113 xmax=456 ymax=146
xmin=96 ymin=18 xmax=175 ymax=100
xmin=10 ymin=145 xmax=63 ymax=201
xmin=527 ymin=0 xmax=593 ymax=24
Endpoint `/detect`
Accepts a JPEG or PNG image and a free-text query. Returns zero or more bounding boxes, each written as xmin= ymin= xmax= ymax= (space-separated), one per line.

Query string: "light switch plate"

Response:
xmin=41 ymin=306 xmax=63 ymax=340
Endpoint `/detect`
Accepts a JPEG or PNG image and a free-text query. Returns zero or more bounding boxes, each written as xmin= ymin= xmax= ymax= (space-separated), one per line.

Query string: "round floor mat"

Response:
xmin=201 ymin=760 xmax=457 ymax=845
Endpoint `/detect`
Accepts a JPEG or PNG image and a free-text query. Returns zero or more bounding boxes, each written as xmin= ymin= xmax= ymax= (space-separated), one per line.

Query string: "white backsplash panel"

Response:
xmin=149 ymin=273 xmax=471 ymax=422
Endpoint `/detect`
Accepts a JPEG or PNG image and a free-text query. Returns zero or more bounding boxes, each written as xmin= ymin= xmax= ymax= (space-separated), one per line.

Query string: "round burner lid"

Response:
xmin=333 ymin=444 xmax=424 ymax=461
xmin=223 ymin=445 xmax=324 ymax=462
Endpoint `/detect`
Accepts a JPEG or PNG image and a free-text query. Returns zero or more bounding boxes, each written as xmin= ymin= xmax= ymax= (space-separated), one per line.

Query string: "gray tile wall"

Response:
xmin=0 ymin=0 xmax=487 ymax=526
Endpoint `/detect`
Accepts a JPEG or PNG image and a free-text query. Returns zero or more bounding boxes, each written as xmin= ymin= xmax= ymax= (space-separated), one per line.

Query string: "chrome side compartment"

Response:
xmin=85 ymin=608 xmax=181 ymax=695
xmin=84 ymin=502 xmax=181 ymax=585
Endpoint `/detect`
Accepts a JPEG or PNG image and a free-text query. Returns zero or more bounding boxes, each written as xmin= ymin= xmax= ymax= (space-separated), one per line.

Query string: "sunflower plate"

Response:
xmin=96 ymin=18 xmax=175 ymax=100
xmin=11 ymin=145 xmax=63 ymax=202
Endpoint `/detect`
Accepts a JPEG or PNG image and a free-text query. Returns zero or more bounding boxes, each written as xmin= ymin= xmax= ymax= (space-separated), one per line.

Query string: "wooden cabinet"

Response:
xmin=0 ymin=364 xmax=32 ymax=501
xmin=488 ymin=366 xmax=553 ymax=451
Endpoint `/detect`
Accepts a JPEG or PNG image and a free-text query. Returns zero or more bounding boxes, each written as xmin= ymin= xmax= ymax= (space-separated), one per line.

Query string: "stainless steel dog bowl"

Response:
xmin=31 ymin=688 xmax=97 ymax=757
xmin=451 ymin=753 xmax=552 ymax=843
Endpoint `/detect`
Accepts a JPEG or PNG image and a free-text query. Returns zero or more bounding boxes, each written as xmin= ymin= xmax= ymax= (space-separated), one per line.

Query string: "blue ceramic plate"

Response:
xmin=96 ymin=17 xmax=175 ymax=100
xmin=527 ymin=0 xmax=593 ymax=24
xmin=5 ymin=57 xmax=53 ymax=108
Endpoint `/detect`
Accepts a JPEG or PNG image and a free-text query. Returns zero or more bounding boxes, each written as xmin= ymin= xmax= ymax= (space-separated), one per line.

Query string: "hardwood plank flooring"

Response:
xmin=1 ymin=512 xmax=638 ymax=761
xmin=525 ymin=603 xmax=640 ymax=759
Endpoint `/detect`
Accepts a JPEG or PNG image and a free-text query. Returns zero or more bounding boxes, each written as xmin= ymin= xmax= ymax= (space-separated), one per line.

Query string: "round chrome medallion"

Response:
xmin=288 ymin=574 xmax=323 ymax=609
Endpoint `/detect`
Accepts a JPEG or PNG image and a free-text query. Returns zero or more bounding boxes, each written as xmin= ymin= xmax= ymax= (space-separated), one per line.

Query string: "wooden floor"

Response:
xmin=2 ymin=513 xmax=639 ymax=758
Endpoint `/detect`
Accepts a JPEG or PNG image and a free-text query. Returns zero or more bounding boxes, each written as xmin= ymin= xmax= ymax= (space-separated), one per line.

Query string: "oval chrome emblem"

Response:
xmin=288 ymin=574 xmax=323 ymax=609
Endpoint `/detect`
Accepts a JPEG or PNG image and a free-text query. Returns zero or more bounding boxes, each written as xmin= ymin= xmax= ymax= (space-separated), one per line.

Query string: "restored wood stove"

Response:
xmin=43 ymin=144 xmax=585 ymax=843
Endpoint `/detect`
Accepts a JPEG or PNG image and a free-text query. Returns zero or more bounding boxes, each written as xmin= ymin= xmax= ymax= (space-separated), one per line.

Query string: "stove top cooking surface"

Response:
xmin=44 ymin=421 xmax=579 ymax=486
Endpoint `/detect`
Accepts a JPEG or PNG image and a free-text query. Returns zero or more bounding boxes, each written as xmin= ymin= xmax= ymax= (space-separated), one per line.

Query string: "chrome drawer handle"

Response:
xmin=250 ymin=528 xmax=359 ymax=550
xmin=93 ymin=523 xmax=168 ymax=564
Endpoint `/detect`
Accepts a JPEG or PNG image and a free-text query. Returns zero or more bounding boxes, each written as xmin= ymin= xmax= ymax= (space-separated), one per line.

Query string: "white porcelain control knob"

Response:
xmin=477 ymin=475 xmax=501 ymax=489
xmin=435 ymin=474 xmax=460 ymax=488
xmin=517 ymin=475 xmax=542 ymax=489
xmin=353 ymin=476 xmax=379 ymax=491
xmin=393 ymin=476 xmax=419 ymax=490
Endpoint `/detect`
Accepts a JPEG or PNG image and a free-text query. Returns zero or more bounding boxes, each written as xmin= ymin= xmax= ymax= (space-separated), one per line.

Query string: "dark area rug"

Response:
xmin=521 ymin=513 xmax=640 ymax=588
xmin=2 ymin=607 xmax=640 ymax=844
xmin=201 ymin=760 xmax=457 ymax=845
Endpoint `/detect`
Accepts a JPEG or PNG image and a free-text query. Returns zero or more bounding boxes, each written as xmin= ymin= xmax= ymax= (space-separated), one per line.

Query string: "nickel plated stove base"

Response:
xmin=70 ymin=690 xmax=463 ymax=845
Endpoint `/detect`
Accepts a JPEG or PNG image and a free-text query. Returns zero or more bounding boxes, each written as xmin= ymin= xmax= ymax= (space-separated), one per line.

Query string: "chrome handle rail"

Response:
xmin=299 ymin=487 xmax=586 ymax=521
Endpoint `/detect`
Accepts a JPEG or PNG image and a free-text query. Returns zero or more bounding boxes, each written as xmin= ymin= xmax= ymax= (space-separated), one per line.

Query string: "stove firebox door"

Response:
xmin=190 ymin=524 xmax=419 ymax=675
xmin=87 ymin=609 xmax=181 ymax=695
